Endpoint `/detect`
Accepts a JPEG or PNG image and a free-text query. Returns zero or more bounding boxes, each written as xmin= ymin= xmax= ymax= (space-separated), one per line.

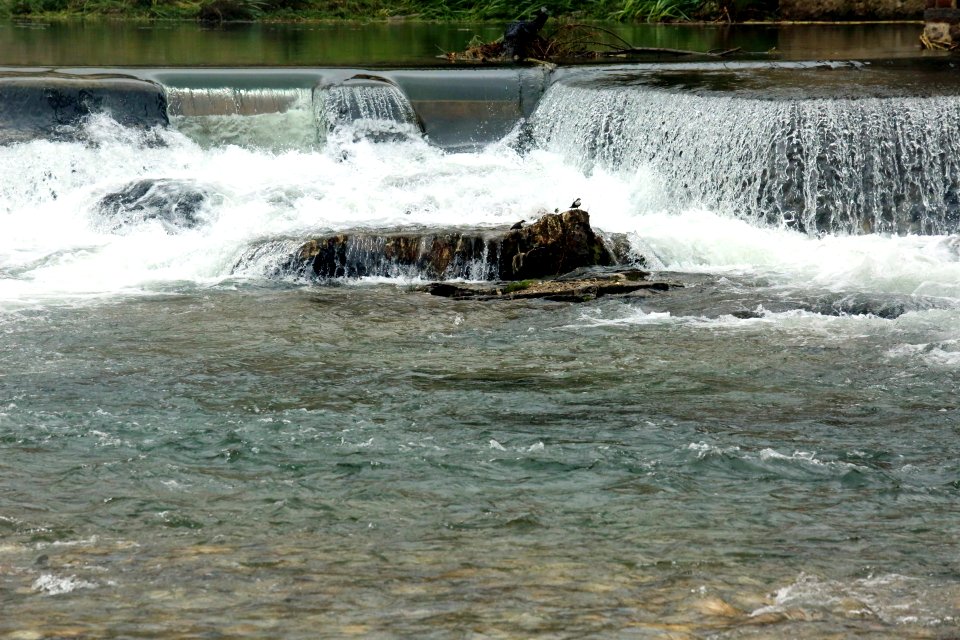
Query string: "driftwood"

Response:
xmin=595 ymin=46 xmax=743 ymax=57
xmin=444 ymin=23 xmax=745 ymax=63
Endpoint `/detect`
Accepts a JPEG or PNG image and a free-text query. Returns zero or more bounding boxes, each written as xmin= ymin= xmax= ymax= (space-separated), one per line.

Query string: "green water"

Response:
xmin=0 ymin=22 xmax=958 ymax=637
xmin=2 ymin=284 xmax=959 ymax=637
xmin=0 ymin=20 xmax=931 ymax=67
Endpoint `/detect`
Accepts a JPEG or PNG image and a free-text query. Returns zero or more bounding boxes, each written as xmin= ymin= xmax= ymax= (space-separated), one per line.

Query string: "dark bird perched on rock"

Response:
xmin=511 ymin=220 xmax=525 ymax=230
xmin=502 ymin=7 xmax=550 ymax=61
xmin=570 ymin=197 xmax=582 ymax=209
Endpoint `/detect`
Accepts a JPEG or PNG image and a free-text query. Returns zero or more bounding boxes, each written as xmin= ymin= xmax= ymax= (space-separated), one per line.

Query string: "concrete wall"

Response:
xmin=779 ymin=0 xmax=925 ymax=20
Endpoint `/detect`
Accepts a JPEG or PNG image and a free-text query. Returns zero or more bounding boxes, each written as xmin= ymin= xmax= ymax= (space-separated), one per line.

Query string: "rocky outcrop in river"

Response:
xmin=97 ymin=179 xmax=214 ymax=234
xmin=282 ymin=209 xmax=617 ymax=281
xmin=425 ymin=267 xmax=673 ymax=302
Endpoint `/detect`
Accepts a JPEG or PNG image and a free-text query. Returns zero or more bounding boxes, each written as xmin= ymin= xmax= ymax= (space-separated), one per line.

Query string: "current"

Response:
xmin=1 ymin=64 xmax=959 ymax=638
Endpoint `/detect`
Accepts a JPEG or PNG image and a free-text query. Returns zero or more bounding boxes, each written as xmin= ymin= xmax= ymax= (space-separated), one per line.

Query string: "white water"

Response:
xmin=530 ymin=81 xmax=960 ymax=235
xmin=2 ymin=104 xmax=960 ymax=315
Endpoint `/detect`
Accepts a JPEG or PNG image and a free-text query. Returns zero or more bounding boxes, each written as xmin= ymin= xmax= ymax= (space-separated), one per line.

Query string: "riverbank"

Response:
xmin=1 ymin=0 xmax=734 ymax=23
xmin=0 ymin=0 xmax=925 ymax=24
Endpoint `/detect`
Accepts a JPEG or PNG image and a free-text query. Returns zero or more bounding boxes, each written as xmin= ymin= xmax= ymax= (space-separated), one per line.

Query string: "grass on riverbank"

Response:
xmin=0 ymin=0 xmax=776 ymax=23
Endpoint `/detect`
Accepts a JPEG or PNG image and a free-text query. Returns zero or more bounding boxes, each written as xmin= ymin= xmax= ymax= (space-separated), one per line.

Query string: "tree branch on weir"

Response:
xmin=443 ymin=19 xmax=746 ymax=63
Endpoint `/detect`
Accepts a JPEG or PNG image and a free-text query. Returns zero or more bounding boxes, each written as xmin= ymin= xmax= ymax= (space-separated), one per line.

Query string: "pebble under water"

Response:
xmin=2 ymin=74 xmax=960 ymax=636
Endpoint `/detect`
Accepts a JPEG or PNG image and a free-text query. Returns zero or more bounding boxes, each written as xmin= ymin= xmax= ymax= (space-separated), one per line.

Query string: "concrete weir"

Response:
xmin=0 ymin=67 xmax=550 ymax=149
xmin=0 ymin=72 xmax=169 ymax=143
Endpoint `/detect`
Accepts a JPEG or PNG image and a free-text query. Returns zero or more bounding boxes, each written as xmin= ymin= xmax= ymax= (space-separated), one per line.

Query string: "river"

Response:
xmin=1 ymin=21 xmax=958 ymax=638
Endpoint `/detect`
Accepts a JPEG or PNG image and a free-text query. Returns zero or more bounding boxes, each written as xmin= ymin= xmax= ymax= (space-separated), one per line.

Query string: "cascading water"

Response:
xmin=314 ymin=77 xmax=423 ymax=144
xmin=165 ymin=80 xmax=424 ymax=150
xmin=527 ymin=75 xmax=960 ymax=235
xmin=166 ymin=87 xmax=317 ymax=150
xmin=5 ymin=59 xmax=960 ymax=640
xmin=167 ymin=87 xmax=307 ymax=117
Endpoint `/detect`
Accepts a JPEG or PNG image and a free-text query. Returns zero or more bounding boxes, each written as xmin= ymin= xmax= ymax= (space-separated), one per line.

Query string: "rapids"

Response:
xmin=2 ymin=62 xmax=960 ymax=637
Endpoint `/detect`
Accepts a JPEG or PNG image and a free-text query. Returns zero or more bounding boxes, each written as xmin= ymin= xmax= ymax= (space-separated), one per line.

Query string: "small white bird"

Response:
xmin=570 ymin=197 xmax=582 ymax=209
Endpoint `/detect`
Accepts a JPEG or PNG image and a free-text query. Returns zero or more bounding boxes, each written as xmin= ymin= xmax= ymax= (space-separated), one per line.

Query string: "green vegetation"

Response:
xmin=0 ymin=0 xmax=777 ymax=23
xmin=504 ymin=279 xmax=535 ymax=293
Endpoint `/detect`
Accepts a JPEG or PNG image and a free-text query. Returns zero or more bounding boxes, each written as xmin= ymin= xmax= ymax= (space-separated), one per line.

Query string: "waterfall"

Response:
xmin=234 ymin=231 xmax=498 ymax=282
xmin=314 ymin=77 xmax=423 ymax=143
xmin=166 ymin=87 xmax=317 ymax=150
xmin=527 ymin=79 xmax=960 ymax=235
xmin=165 ymin=80 xmax=423 ymax=148
xmin=166 ymin=87 xmax=309 ymax=117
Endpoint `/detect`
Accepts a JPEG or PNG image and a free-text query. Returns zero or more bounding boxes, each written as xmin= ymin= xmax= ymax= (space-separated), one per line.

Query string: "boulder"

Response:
xmin=97 ymin=179 xmax=212 ymax=234
xmin=289 ymin=231 xmax=496 ymax=280
xmin=498 ymin=209 xmax=616 ymax=280
xmin=281 ymin=209 xmax=619 ymax=281
xmin=0 ymin=73 xmax=168 ymax=144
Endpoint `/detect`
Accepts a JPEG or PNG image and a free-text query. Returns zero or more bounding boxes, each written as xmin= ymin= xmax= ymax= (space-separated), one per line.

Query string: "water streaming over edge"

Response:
xmin=528 ymin=75 xmax=960 ymax=235
xmin=1 ymin=66 xmax=960 ymax=637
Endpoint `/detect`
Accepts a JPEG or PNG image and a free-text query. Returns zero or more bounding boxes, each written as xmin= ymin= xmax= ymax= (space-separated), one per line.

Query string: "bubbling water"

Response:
xmin=528 ymin=80 xmax=960 ymax=236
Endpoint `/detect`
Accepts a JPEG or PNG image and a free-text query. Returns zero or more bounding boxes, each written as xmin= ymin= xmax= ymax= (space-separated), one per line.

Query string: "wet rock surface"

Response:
xmin=97 ymin=179 xmax=213 ymax=233
xmin=284 ymin=209 xmax=619 ymax=282
xmin=288 ymin=230 xmax=497 ymax=280
xmin=0 ymin=73 xmax=168 ymax=143
xmin=498 ymin=209 xmax=616 ymax=280
xmin=424 ymin=267 xmax=675 ymax=303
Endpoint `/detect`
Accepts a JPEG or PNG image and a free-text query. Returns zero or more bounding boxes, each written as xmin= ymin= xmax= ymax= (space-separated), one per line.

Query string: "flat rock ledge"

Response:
xmin=424 ymin=267 xmax=677 ymax=303
xmin=263 ymin=208 xmax=677 ymax=302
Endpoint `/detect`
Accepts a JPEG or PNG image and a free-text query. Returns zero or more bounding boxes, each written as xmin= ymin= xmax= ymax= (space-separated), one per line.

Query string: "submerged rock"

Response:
xmin=97 ymin=179 xmax=213 ymax=234
xmin=425 ymin=268 xmax=673 ymax=303
xmin=0 ymin=73 xmax=168 ymax=144
xmin=279 ymin=209 xmax=620 ymax=281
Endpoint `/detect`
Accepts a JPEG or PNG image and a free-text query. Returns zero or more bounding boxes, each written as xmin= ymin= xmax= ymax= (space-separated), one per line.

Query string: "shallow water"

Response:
xmin=3 ymin=285 xmax=960 ymax=637
xmin=2 ymin=66 xmax=960 ymax=637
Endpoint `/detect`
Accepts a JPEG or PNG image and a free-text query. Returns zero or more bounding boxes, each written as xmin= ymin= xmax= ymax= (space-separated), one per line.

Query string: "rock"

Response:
xmin=288 ymin=231 xmax=496 ymax=280
xmin=0 ymin=73 xmax=168 ymax=144
xmin=498 ymin=209 xmax=616 ymax=280
xmin=279 ymin=209 xmax=619 ymax=282
xmin=97 ymin=179 xmax=212 ymax=234
xmin=692 ymin=596 xmax=742 ymax=618
xmin=600 ymin=232 xmax=646 ymax=267
xmin=424 ymin=269 xmax=675 ymax=303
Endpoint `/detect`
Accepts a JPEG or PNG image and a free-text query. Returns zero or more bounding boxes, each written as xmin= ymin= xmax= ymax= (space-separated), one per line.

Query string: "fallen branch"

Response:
xmin=442 ymin=19 xmax=748 ymax=63
xmin=601 ymin=45 xmax=743 ymax=57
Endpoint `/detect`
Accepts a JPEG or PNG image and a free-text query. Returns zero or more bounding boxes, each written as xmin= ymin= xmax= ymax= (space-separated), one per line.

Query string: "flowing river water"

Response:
xmin=1 ymin=46 xmax=960 ymax=637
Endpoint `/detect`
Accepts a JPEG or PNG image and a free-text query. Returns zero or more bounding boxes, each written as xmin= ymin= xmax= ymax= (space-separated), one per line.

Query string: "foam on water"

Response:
xmin=3 ymin=114 xmax=960 ymax=312
xmin=751 ymin=572 xmax=958 ymax=627
xmin=528 ymin=79 xmax=960 ymax=235
xmin=32 ymin=573 xmax=98 ymax=596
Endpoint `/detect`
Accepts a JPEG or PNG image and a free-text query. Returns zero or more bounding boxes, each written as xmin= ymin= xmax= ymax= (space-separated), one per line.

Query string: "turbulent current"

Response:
xmin=2 ymin=67 xmax=960 ymax=637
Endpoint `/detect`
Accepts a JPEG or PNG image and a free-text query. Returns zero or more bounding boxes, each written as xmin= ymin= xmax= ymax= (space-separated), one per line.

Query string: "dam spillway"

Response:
xmin=4 ymin=60 xmax=960 ymax=239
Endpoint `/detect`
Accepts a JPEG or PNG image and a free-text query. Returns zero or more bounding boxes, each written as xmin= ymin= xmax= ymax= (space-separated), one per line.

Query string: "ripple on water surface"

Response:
xmin=1 ymin=285 xmax=959 ymax=636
